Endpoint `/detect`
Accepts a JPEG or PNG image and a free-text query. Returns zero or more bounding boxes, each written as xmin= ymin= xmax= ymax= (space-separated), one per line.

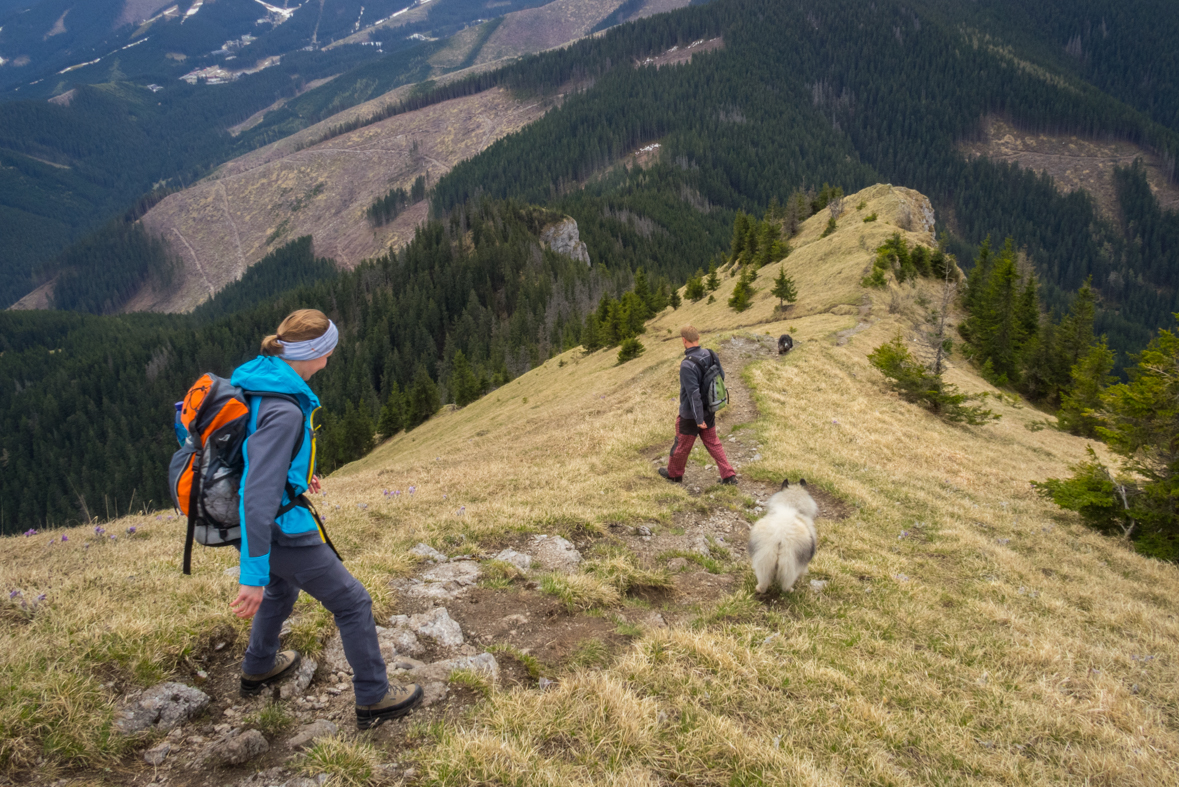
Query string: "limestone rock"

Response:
xmin=409 ymin=543 xmax=447 ymax=563
xmin=116 ymin=682 xmax=210 ymax=734
xmin=286 ymin=719 xmax=338 ymax=750
xmin=410 ymin=652 xmax=500 ymax=684
xmin=530 ymin=535 xmax=581 ymax=572
xmin=492 ymin=548 xmax=532 ymax=571
xmin=539 ymin=218 xmax=590 ymax=265
xmin=405 ymin=607 xmax=464 ymax=648
xmin=378 ymin=623 xmax=426 ymax=659
xmin=144 ymin=742 xmax=171 ymax=766
xmin=222 ymin=729 xmax=269 ymax=766
xmin=394 ymin=560 xmax=481 ymax=600
xmin=278 ymin=657 xmax=317 ymax=700
xmin=667 ymin=557 xmax=689 ymax=571
xmin=236 ymin=768 xmax=325 ymax=787
xmin=419 ymin=681 xmax=448 ymax=707
xmin=321 ymin=633 xmax=349 ymax=674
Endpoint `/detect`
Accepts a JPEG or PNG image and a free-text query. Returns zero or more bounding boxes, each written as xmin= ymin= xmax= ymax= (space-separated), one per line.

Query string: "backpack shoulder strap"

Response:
xmin=242 ymin=391 xmax=306 ymax=459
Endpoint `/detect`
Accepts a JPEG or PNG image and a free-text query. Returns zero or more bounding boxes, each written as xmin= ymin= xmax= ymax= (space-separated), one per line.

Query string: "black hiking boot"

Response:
xmin=658 ymin=467 xmax=682 ymax=483
xmin=720 ymin=475 xmax=738 ymax=486
xmin=356 ymin=683 xmax=424 ymax=730
xmin=240 ymin=650 xmax=301 ymax=697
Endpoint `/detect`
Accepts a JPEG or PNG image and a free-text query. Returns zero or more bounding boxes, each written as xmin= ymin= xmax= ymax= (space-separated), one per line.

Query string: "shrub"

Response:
xmin=868 ymin=335 xmax=998 ymax=425
xmin=617 ymin=338 xmax=645 ymax=364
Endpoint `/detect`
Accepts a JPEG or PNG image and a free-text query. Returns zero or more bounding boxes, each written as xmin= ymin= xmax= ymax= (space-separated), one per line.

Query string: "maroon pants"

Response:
xmin=667 ymin=416 xmax=736 ymax=479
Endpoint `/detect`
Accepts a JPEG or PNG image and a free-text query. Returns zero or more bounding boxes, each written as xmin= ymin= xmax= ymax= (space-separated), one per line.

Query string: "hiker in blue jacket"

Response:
xmin=230 ymin=308 xmax=422 ymax=729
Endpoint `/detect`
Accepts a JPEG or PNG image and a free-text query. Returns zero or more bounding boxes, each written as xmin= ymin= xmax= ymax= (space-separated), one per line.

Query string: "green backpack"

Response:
xmin=689 ymin=350 xmax=729 ymax=413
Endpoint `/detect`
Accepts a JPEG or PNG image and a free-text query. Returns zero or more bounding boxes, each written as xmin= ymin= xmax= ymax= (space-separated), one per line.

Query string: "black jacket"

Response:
xmin=679 ymin=345 xmax=724 ymax=428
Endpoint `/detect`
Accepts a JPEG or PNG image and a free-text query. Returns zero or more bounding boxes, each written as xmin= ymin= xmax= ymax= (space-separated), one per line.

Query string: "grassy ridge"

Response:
xmin=2 ymin=187 xmax=1177 ymax=783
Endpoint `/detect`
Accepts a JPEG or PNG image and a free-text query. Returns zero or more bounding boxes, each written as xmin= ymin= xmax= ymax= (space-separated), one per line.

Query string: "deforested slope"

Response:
xmin=3 ymin=186 xmax=1177 ymax=785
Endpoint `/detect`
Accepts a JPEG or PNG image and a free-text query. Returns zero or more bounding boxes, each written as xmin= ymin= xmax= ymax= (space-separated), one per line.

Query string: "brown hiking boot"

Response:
xmin=240 ymin=650 xmax=301 ymax=697
xmin=356 ymin=683 xmax=423 ymax=730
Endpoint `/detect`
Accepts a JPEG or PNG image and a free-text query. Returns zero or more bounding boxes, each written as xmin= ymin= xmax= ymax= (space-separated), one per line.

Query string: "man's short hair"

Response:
xmin=680 ymin=325 xmax=700 ymax=343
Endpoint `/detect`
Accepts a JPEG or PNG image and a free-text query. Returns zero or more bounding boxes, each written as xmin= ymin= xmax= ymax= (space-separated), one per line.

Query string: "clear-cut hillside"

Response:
xmin=133 ymin=87 xmax=550 ymax=313
xmin=3 ymin=186 xmax=1176 ymax=785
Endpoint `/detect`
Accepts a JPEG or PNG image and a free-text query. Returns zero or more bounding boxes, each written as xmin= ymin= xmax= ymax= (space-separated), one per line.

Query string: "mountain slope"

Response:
xmin=3 ymin=186 xmax=1177 ymax=785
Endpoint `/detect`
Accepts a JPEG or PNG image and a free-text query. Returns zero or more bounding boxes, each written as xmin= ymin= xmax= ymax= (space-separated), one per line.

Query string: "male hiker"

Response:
xmin=660 ymin=325 xmax=737 ymax=485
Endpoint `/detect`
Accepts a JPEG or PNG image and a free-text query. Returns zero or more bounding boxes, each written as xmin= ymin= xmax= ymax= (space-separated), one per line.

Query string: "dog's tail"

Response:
xmin=749 ymin=532 xmax=782 ymax=592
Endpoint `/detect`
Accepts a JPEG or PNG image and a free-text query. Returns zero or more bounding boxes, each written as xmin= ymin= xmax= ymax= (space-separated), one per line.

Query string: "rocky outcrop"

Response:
xmin=116 ymin=682 xmax=211 ymax=734
xmin=530 ymin=534 xmax=582 ymax=572
xmin=540 ymin=218 xmax=591 ymax=266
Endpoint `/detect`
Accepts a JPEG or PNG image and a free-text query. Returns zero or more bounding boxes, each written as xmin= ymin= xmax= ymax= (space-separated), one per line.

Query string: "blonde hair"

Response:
xmin=680 ymin=325 xmax=700 ymax=343
xmin=261 ymin=309 xmax=331 ymax=356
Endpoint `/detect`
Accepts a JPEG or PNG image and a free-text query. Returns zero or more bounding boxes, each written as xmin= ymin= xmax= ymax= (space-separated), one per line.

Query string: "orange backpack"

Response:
xmin=168 ymin=374 xmax=302 ymax=574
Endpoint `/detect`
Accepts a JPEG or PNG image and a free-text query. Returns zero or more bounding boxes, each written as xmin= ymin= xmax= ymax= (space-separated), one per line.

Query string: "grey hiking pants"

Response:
xmin=242 ymin=541 xmax=388 ymax=705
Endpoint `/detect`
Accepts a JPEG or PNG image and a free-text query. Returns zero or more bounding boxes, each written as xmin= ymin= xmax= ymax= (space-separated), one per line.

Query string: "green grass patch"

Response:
xmin=488 ymin=644 xmax=543 ymax=680
xmin=245 ymin=700 xmax=294 ymax=736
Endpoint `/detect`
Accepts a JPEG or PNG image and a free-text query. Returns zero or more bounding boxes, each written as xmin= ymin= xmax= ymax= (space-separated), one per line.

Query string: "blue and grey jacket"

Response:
xmin=679 ymin=345 xmax=724 ymax=425
xmin=231 ymin=355 xmax=325 ymax=587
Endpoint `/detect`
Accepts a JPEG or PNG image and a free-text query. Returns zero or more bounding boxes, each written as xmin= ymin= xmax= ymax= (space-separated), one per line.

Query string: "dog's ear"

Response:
xmin=780 ymin=479 xmax=790 ymax=489
xmin=799 ymin=478 xmax=808 ymax=487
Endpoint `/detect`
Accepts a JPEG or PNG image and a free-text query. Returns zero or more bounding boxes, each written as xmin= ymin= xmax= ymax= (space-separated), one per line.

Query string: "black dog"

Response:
xmin=777 ymin=334 xmax=794 ymax=355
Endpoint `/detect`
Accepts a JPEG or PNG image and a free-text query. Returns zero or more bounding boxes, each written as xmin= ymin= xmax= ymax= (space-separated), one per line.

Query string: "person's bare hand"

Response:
xmin=230 ymin=585 xmax=265 ymax=619
xmin=308 ymin=475 xmax=322 ymax=494
xmin=698 ymin=423 xmax=707 ymax=430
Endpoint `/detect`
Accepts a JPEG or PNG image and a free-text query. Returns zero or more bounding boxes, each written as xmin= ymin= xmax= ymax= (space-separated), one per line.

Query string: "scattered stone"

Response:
xmin=378 ymin=623 xmax=427 ymax=658
xmin=222 ymin=729 xmax=269 ymax=766
xmin=530 ymin=535 xmax=582 ymax=572
xmin=389 ymin=657 xmax=426 ymax=671
xmin=410 ymin=543 xmax=448 ymax=563
xmin=492 ymin=548 xmax=532 ymax=571
xmin=286 ymin=719 xmax=338 ymax=750
xmin=809 ymin=579 xmax=829 ymax=592
xmin=116 ymin=682 xmax=211 ymax=734
xmin=538 ymin=677 xmax=556 ymax=691
xmin=144 ymin=742 xmax=171 ymax=766
xmin=321 ymin=634 xmax=349 ymax=673
xmin=752 ymin=453 xmax=762 ymax=462
xmin=411 ymin=652 xmax=500 ymax=684
xmin=223 ymin=566 xmax=240 ymax=578
xmin=394 ymin=560 xmax=482 ymax=600
xmin=635 ymin=525 xmax=652 ymax=537
xmin=278 ymin=657 xmax=317 ymax=700
xmin=501 ymin=613 xmax=528 ymax=625
xmin=420 ymin=681 xmax=449 ymax=707
xmin=690 ymin=536 xmax=711 ymax=556
xmin=235 ymin=766 xmax=322 ymax=787
xmin=667 ymin=557 xmax=689 ymax=571
xmin=402 ymin=607 xmax=464 ymax=648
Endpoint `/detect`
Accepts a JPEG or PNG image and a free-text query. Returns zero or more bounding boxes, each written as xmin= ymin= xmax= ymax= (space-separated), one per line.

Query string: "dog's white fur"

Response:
xmin=748 ymin=479 xmax=818 ymax=593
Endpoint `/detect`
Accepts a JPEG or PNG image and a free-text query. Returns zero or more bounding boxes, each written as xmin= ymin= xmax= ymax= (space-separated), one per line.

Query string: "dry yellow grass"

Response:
xmin=2 ymin=185 xmax=1178 ymax=784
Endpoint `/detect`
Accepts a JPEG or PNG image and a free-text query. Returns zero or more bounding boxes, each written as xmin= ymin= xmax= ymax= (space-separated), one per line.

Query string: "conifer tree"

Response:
xmin=729 ymin=211 xmax=750 ymax=263
xmin=377 ymin=383 xmax=404 ymax=437
xmin=705 ymin=260 xmax=720 ymax=292
xmin=728 ymin=268 xmax=755 ymax=312
xmin=1057 ymin=339 xmax=1115 ymax=437
xmin=407 ymin=364 xmax=440 ymax=429
xmin=685 ymin=270 xmax=706 ymax=302
xmin=771 ymin=266 xmax=797 ymax=307
xmin=449 ymin=350 xmax=481 ymax=407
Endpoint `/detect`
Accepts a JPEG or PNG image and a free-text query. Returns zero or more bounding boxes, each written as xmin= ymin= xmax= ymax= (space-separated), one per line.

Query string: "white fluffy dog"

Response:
xmin=748 ymin=479 xmax=818 ymax=594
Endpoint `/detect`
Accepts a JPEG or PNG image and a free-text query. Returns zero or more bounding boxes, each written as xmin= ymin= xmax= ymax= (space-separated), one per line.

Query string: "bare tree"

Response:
xmin=827 ymin=194 xmax=844 ymax=221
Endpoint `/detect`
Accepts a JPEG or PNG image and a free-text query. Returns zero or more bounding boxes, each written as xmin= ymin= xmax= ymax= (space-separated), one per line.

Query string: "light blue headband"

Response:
xmin=278 ymin=320 xmax=339 ymax=361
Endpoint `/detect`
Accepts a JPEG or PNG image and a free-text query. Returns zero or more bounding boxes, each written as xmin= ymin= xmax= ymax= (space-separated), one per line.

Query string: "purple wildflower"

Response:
xmin=60 ymin=535 xmax=68 ymax=542
xmin=156 ymin=515 xmax=162 ymax=520
xmin=36 ymin=594 xmax=46 ymax=603
xmin=23 ymin=529 xmax=37 ymax=537
xmin=457 ymin=506 xmax=466 ymax=516
xmin=9 ymin=590 xmax=21 ymax=600
xmin=409 ymin=486 xmax=415 ymax=495
xmin=94 ymin=526 xmax=105 ymax=536
xmin=126 ymin=526 xmax=137 ymax=535
xmin=110 ymin=534 xmax=117 ymax=541
xmin=84 ymin=543 xmax=90 ymax=550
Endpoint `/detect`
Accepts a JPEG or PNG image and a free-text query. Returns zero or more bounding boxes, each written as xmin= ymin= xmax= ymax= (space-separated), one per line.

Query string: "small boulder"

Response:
xmin=320 ymin=634 xmax=349 ymax=674
xmin=419 ymin=681 xmax=448 ymax=707
xmin=394 ymin=560 xmax=482 ymax=600
xmin=411 ymin=652 xmax=500 ymax=684
xmin=278 ymin=657 xmax=317 ymax=700
xmin=409 ymin=543 xmax=448 ymax=563
xmin=406 ymin=607 xmax=464 ymax=649
xmin=143 ymin=742 xmax=171 ymax=766
xmin=666 ymin=557 xmax=689 ymax=571
xmin=116 ymin=682 xmax=210 ymax=734
xmin=286 ymin=719 xmax=338 ymax=750
xmin=530 ymin=535 xmax=581 ymax=572
xmin=492 ymin=549 xmax=532 ymax=571
xmin=221 ymin=729 xmax=270 ymax=766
